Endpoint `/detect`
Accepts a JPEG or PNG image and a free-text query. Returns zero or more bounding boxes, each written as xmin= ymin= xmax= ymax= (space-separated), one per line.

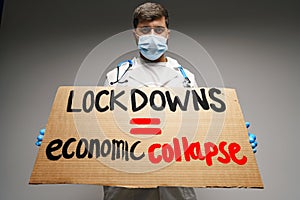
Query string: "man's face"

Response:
xmin=134 ymin=16 xmax=170 ymax=42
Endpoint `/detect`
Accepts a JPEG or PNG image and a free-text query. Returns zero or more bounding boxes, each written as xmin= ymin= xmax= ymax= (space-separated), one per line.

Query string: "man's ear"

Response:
xmin=132 ymin=30 xmax=139 ymax=45
xmin=167 ymin=29 xmax=171 ymax=39
xmin=166 ymin=29 xmax=171 ymax=45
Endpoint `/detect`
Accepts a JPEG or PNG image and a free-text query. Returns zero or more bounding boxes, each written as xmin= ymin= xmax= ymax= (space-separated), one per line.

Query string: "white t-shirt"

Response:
xmin=105 ymin=56 xmax=197 ymax=88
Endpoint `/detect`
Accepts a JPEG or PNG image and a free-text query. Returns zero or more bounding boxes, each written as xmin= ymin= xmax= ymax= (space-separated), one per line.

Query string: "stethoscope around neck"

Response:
xmin=109 ymin=60 xmax=133 ymax=85
xmin=110 ymin=60 xmax=191 ymax=87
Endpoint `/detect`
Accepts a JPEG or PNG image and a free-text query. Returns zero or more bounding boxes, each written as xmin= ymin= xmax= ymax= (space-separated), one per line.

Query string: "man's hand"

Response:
xmin=35 ymin=128 xmax=45 ymax=147
xmin=246 ymin=122 xmax=258 ymax=153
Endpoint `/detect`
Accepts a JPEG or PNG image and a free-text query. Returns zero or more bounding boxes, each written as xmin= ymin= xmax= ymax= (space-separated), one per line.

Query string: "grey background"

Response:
xmin=0 ymin=0 xmax=299 ymax=199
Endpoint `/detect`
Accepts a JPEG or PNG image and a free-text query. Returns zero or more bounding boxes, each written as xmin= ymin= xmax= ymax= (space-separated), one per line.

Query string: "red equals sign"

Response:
xmin=130 ymin=118 xmax=161 ymax=135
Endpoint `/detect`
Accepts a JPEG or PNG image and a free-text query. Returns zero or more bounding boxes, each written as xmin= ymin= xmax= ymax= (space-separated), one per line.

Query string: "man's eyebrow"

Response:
xmin=139 ymin=26 xmax=165 ymax=28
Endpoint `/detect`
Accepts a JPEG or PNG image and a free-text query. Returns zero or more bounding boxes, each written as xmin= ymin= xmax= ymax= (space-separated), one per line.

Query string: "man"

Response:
xmin=35 ymin=2 xmax=257 ymax=200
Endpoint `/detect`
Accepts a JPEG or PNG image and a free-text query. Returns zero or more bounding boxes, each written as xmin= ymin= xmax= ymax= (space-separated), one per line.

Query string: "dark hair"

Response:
xmin=133 ymin=2 xmax=169 ymax=28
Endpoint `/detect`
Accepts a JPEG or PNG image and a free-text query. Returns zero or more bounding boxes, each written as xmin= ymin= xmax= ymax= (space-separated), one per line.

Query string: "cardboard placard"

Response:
xmin=30 ymin=86 xmax=263 ymax=188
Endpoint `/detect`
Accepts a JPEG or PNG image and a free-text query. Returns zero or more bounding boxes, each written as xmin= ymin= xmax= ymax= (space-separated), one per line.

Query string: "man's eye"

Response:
xmin=154 ymin=27 xmax=165 ymax=34
xmin=141 ymin=27 xmax=151 ymax=33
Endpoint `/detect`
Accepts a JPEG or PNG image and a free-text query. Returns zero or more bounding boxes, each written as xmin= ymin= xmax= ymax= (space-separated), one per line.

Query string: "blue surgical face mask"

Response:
xmin=137 ymin=34 xmax=168 ymax=61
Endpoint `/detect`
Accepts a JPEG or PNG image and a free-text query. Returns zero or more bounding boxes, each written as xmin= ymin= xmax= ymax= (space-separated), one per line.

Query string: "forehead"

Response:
xmin=137 ymin=17 xmax=166 ymax=27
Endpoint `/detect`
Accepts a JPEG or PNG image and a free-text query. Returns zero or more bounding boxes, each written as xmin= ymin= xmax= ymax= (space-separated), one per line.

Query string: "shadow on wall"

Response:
xmin=0 ymin=0 xmax=4 ymax=27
